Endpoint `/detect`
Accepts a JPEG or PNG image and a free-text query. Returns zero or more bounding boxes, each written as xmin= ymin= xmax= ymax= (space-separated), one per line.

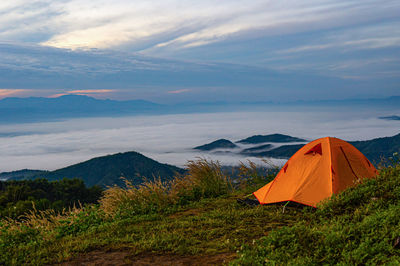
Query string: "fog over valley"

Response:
xmin=1 ymin=106 xmax=399 ymax=172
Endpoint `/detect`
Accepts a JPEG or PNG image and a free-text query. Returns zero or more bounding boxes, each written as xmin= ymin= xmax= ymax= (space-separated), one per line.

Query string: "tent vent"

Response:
xmin=305 ymin=143 xmax=322 ymax=156
xmin=283 ymin=164 xmax=288 ymax=173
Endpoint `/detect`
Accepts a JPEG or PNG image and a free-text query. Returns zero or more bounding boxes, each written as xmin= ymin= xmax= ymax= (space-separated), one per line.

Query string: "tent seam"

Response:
xmin=328 ymin=137 xmax=333 ymax=195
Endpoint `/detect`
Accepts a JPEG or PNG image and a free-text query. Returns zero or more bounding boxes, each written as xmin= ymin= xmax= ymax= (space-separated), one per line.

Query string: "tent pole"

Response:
xmin=282 ymin=201 xmax=290 ymax=213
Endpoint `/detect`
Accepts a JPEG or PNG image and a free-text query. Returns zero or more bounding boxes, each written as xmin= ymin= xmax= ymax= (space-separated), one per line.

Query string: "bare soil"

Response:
xmin=57 ymin=250 xmax=236 ymax=266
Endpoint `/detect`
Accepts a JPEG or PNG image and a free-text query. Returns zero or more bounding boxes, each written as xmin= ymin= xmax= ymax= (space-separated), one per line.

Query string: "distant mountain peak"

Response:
xmin=194 ymin=139 xmax=237 ymax=151
xmin=9 ymin=151 xmax=184 ymax=187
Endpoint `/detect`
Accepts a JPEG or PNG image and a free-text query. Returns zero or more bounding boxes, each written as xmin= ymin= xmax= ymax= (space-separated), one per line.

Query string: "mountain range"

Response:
xmin=0 ymin=95 xmax=162 ymax=123
xmin=1 ymin=94 xmax=400 ymax=124
xmin=194 ymin=133 xmax=400 ymax=164
xmin=194 ymin=134 xmax=306 ymax=152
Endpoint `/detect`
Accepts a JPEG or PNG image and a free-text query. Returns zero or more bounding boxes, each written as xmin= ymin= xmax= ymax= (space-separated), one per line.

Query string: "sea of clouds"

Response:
xmin=0 ymin=107 xmax=399 ymax=172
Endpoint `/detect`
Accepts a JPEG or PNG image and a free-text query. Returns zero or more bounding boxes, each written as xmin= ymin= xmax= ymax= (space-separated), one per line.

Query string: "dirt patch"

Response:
xmin=131 ymin=253 xmax=236 ymax=265
xmin=57 ymin=251 xmax=236 ymax=266
xmin=57 ymin=250 xmax=133 ymax=266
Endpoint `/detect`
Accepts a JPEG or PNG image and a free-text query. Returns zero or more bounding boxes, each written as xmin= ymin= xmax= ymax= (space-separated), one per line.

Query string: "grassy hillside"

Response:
xmin=234 ymin=157 xmax=400 ymax=265
xmin=12 ymin=151 xmax=184 ymax=188
xmin=1 ymin=158 xmax=399 ymax=265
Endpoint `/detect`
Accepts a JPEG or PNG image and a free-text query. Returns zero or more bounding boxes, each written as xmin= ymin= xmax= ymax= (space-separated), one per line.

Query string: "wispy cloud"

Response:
xmin=167 ymin=89 xmax=191 ymax=94
xmin=0 ymin=89 xmax=29 ymax=99
xmin=1 ymin=0 xmax=399 ymax=53
xmin=277 ymin=22 xmax=400 ymax=55
xmin=0 ymin=1 xmax=399 ymax=100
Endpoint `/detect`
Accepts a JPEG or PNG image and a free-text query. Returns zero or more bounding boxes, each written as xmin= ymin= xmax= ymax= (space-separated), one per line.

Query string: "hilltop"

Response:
xmin=10 ymin=151 xmax=184 ymax=187
xmin=193 ymin=133 xmax=306 ymax=153
xmin=1 ymin=158 xmax=399 ymax=264
xmin=237 ymin=133 xmax=306 ymax=144
xmin=194 ymin=139 xmax=238 ymax=151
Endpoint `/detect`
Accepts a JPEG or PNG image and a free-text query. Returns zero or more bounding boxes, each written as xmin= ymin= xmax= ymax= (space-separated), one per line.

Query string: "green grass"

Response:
xmin=233 ymin=158 xmax=400 ymax=265
xmin=1 ymin=158 xmax=400 ymax=265
xmin=0 ymin=194 xmax=304 ymax=264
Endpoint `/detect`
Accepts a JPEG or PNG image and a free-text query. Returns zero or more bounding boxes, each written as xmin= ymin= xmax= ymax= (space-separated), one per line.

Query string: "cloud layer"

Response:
xmin=0 ymin=42 xmax=398 ymax=102
xmin=0 ymin=107 xmax=399 ymax=172
xmin=0 ymin=1 xmax=399 ymax=101
xmin=1 ymin=1 xmax=399 ymax=69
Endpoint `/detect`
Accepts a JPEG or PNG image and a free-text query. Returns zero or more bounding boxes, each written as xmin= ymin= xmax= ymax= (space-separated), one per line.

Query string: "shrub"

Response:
xmin=0 ymin=178 xmax=103 ymax=219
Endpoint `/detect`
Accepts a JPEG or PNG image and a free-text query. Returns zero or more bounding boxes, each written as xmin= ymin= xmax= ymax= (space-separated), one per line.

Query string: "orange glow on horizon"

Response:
xmin=48 ymin=89 xmax=115 ymax=98
xmin=0 ymin=89 xmax=29 ymax=99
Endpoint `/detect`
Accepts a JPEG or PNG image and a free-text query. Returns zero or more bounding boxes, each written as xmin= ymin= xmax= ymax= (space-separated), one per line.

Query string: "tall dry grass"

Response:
xmin=100 ymin=177 xmax=174 ymax=216
xmin=0 ymin=202 xmax=85 ymax=233
xmin=183 ymin=158 xmax=232 ymax=197
xmin=236 ymin=159 xmax=279 ymax=190
xmin=100 ymin=158 xmax=233 ymax=217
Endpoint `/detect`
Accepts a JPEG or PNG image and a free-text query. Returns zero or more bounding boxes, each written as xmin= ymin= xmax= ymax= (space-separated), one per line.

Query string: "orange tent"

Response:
xmin=253 ymin=137 xmax=378 ymax=207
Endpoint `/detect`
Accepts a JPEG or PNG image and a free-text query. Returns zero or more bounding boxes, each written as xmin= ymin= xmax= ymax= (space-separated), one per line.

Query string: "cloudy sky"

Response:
xmin=0 ymin=0 xmax=399 ymax=102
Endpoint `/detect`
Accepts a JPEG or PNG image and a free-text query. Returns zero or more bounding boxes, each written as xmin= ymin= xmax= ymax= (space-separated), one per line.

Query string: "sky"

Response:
xmin=0 ymin=0 xmax=399 ymax=102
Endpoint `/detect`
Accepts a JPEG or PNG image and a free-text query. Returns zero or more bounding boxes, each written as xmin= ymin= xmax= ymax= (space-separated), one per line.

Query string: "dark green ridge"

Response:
xmin=237 ymin=134 xmax=306 ymax=144
xmin=241 ymin=144 xmax=273 ymax=154
xmin=10 ymin=151 xmax=184 ymax=188
xmin=245 ymin=133 xmax=400 ymax=165
xmin=194 ymin=139 xmax=237 ymax=151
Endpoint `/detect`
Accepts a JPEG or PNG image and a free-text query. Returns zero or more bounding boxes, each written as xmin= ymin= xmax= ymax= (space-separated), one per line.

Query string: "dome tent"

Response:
xmin=254 ymin=137 xmax=378 ymax=207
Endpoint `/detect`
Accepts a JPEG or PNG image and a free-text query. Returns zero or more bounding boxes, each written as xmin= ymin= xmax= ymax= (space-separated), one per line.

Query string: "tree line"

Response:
xmin=0 ymin=178 xmax=103 ymax=219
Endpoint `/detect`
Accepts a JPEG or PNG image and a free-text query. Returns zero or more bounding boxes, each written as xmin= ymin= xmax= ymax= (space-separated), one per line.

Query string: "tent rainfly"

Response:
xmin=254 ymin=137 xmax=378 ymax=207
